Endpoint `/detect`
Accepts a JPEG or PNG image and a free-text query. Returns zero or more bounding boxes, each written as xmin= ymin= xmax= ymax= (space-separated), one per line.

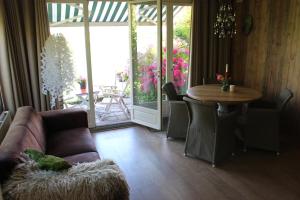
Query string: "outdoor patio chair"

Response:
xmin=99 ymin=82 xmax=130 ymax=120
xmin=162 ymin=82 xmax=189 ymax=139
xmin=183 ymin=97 xmax=238 ymax=167
xmin=242 ymin=88 xmax=293 ymax=154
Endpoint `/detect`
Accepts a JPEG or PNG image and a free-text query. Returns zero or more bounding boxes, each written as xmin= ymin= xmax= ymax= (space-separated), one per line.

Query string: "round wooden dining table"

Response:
xmin=187 ymin=84 xmax=262 ymax=105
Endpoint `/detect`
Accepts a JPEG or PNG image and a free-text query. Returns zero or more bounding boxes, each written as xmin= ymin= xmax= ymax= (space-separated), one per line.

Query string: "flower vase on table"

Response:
xmin=217 ymin=64 xmax=231 ymax=92
xmin=221 ymin=80 xmax=230 ymax=92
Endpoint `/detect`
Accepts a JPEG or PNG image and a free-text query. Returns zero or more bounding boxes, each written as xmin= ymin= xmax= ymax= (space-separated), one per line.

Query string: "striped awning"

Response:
xmin=47 ymin=1 xmax=183 ymax=26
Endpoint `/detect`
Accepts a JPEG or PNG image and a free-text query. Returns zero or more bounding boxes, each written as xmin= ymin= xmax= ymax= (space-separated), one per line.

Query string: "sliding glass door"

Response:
xmin=46 ymin=0 xmax=192 ymax=130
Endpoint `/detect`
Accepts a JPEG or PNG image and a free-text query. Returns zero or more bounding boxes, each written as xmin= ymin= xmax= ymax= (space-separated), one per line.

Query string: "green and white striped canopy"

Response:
xmin=47 ymin=1 xmax=183 ymax=26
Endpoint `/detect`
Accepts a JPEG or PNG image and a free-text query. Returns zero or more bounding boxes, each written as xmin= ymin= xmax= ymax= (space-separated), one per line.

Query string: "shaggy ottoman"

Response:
xmin=2 ymin=159 xmax=129 ymax=200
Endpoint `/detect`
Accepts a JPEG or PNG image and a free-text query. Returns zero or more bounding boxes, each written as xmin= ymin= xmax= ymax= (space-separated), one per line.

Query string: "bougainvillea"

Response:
xmin=139 ymin=46 xmax=189 ymax=95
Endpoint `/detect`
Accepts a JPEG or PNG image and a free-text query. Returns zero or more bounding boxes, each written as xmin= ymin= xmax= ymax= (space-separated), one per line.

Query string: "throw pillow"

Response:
xmin=24 ymin=149 xmax=71 ymax=171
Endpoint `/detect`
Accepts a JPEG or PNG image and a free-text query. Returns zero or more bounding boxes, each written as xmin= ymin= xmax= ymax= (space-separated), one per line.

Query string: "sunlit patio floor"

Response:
xmin=64 ymin=97 xmax=131 ymax=127
xmin=95 ymin=97 xmax=131 ymax=126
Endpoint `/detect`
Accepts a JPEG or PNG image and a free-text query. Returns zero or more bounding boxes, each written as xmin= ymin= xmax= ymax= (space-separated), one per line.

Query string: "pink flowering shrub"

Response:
xmin=139 ymin=65 xmax=158 ymax=93
xmin=139 ymin=46 xmax=189 ymax=95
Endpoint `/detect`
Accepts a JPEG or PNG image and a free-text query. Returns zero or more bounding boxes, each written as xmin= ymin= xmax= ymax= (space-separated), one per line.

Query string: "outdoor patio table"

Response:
xmin=76 ymin=91 xmax=100 ymax=107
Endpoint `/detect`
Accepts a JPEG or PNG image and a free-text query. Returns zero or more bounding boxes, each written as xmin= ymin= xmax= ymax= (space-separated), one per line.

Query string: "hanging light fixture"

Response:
xmin=214 ymin=2 xmax=237 ymax=38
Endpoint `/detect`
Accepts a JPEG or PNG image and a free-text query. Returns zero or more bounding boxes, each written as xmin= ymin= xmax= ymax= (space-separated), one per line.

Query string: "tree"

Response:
xmin=174 ymin=7 xmax=192 ymax=44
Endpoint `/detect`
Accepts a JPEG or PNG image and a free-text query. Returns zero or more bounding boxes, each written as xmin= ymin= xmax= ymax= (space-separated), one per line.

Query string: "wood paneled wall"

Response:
xmin=232 ymin=0 xmax=300 ymax=131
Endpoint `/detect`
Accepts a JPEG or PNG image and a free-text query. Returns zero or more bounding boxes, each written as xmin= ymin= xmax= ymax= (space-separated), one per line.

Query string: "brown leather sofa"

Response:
xmin=0 ymin=106 xmax=100 ymax=182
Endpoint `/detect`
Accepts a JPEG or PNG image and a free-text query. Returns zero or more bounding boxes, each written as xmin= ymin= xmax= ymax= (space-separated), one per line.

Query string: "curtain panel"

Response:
xmin=0 ymin=89 xmax=3 ymax=113
xmin=0 ymin=0 xmax=50 ymax=114
xmin=190 ymin=0 xmax=232 ymax=86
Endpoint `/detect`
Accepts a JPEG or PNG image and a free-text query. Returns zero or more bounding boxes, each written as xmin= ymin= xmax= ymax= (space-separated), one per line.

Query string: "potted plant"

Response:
xmin=78 ymin=77 xmax=87 ymax=93
xmin=116 ymin=71 xmax=129 ymax=82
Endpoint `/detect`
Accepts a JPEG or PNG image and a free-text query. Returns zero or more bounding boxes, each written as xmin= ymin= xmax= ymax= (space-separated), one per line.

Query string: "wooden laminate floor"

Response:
xmin=93 ymin=126 xmax=300 ymax=200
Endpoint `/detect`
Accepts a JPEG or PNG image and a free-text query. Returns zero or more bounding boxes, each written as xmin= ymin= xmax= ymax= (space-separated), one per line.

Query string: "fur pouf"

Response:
xmin=2 ymin=159 xmax=129 ymax=200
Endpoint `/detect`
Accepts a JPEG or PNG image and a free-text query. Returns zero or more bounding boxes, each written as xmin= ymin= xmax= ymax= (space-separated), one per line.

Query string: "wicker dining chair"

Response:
xmin=242 ymin=88 xmax=293 ymax=154
xmin=183 ymin=97 xmax=238 ymax=167
xmin=162 ymin=82 xmax=189 ymax=139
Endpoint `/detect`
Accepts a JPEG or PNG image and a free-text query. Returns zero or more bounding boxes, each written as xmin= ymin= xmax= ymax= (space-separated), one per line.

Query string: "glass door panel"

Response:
xmin=88 ymin=1 xmax=131 ymax=127
xmin=161 ymin=4 xmax=192 ymax=121
xmin=172 ymin=5 xmax=192 ymax=94
xmin=129 ymin=0 xmax=162 ymax=129
xmin=47 ymin=1 xmax=95 ymax=127
xmin=161 ymin=4 xmax=192 ymax=94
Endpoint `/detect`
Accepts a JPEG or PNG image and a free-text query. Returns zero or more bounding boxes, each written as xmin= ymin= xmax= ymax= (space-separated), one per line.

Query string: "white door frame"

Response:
xmin=46 ymin=0 xmax=96 ymax=128
xmin=129 ymin=0 xmax=163 ymax=130
xmin=46 ymin=0 xmax=193 ymax=129
xmin=83 ymin=0 xmax=96 ymax=128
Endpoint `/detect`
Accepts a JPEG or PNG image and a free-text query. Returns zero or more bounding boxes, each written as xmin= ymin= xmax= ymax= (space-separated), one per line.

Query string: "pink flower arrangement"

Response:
xmin=78 ymin=76 xmax=87 ymax=89
xmin=216 ymin=69 xmax=231 ymax=92
xmin=216 ymin=74 xmax=225 ymax=81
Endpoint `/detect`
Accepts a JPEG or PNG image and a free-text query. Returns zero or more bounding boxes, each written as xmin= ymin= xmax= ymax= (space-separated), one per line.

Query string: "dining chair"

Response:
xmin=242 ymin=88 xmax=293 ymax=154
xmin=183 ymin=97 xmax=238 ymax=167
xmin=162 ymin=82 xmax=189 ymax=139
xmin=202 ymin=77 xmax=218 ymax=85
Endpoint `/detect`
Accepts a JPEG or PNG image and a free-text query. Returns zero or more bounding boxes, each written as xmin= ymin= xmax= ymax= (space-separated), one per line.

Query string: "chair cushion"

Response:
xmin=63 ymin=152 xmax=100 ymax=165
xmin=46 ymin=128 xmax=97 ymax=157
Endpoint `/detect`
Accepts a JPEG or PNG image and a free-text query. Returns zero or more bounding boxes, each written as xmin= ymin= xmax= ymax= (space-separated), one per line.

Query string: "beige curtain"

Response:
xmin=0 ymin=0 xmax=50 ymax=114
xmin=0 ymin=86 xmax=3 ymax=113
xmin=190 ymin=0 xmax=232 ymax=86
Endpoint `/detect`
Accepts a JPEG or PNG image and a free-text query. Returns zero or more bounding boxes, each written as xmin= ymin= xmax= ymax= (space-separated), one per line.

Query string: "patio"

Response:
xmin=64 ymin=89 xmax=131 ymax=127
xmin=95 ymin=97 xmax=131 ymax=126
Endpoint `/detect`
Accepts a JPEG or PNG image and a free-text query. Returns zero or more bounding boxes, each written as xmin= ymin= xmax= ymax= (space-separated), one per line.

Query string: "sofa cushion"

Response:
xmin=63 ymin=152 xmax=100 ymax=165
xmin=0 ymin=126 xmax=43 ymax=154
xmin=9 ymin=106 xmax=46 ymax=151
xmin=46 ymin=128 xmax=97 ymax=157
xmin=0 ymin=107 xmax=46 ymax=182
xmin=40 ymin=109 xmax=88 ymax=133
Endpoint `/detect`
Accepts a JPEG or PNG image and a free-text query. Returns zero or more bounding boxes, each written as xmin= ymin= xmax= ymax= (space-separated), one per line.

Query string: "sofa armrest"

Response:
xmin=39 ymin=109 xmax=88 ymax=132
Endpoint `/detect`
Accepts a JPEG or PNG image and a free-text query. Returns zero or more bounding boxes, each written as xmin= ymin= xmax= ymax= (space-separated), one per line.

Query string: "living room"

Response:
xmin=1 ymin=0 xmax=300 ymax=200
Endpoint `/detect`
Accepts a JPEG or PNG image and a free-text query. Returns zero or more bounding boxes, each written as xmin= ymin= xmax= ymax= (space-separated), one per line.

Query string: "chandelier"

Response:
xmin=214 ymin=2 xmax=237 ymax=38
